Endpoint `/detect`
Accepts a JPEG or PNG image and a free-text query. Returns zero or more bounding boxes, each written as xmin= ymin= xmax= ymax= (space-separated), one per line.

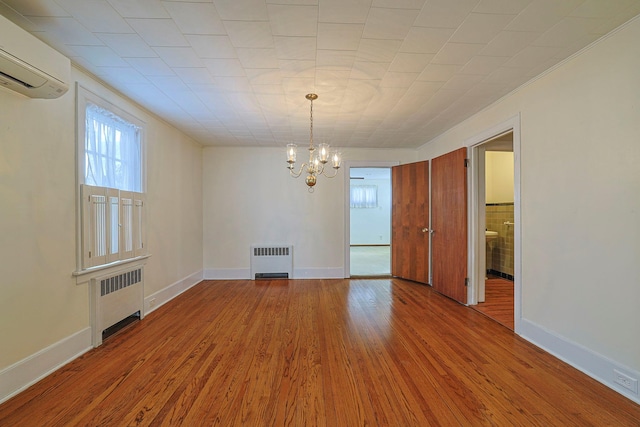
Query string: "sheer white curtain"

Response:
xmin=350 ymin=185 xmax=378 ymax=208
xmin=85 ymin=103 xmax=141 ymax=192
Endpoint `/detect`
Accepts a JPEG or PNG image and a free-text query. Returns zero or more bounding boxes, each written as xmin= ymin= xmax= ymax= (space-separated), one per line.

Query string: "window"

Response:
xmin=350 ymin=185 xmax=378 ymax=208
xmin=77 ymin=86 xmax=146 ymax=270
xmin=85 ymin=103 xmax=141 ymax=192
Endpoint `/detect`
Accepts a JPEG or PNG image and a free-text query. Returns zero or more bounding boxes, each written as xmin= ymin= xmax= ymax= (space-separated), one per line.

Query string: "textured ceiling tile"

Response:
xmin=25 ymin=16 xmax=103 ymax=45
xmin=245 ymin=68 xmax=283 ymax=85
xmin=449 ymin=12 xmax=516 ymax=44
xmin=98 ymin=33 xmax=157 ymax=57
xmin=372 ymin=0 xmax=426 ymax=9
xmin=94 ymin=66 xmax=149 ymax=83
xmin=503 ymin=45 xmax=561 ymax=68
xmin=279 ymin=59 xmax=316 ymax=77
xmin=505 ymin=0 xmax=582 ymax=32
xmin=459 ymin=55 xmax=508 ymax=75
xmin=350 ymin=61 xmax=388 ymax=80
xmin=273 ymin=36 xmax=316 ymax=60
xmin=173 ymin=67 xmax=215 ymax=84
xmin=56 ymin=0 xmax=132 ymax=33
xmin=478 ymin=30 xmax=541 ymax=56
xmin=127 ymin=18 xmax=189 ymax=46
xmin=472 ymin=0 xmax=532 ymax=15
xmin=318 ymin=0 xmax=371 ymax=23
xmin=203 ymin=58 xmax=246 ymax=76
xmin=267 ymin=4 xmax=318 ymax=36
xmin=107 ymin=0 xmax=170 ymax=19
xmin=315 ymin=69 xmax=351 ymax=87
xmin=213 ymin=0 xmax=269 ymax=20
xmin=399 ymin=27 xmax=455 ymax=53
xmin=316 ymin=50 xmax=357 ymax=70
xmin=380 ymin=71 xmax=418 ymax=87
xmin=389 ymin=52 xmax=434 ymax=72
xmin=414 ymin=0 xmax=480 ymax=28
xmin=224 ymin=21 xmax=274 ymax=48
xmin=362 ymin=8 xmax=419 ymax=40
xmin=431 ymin=42 xmax=484 ymax=65
xmin=317 ymin=23 xmax=364 ymax=50
xmin=66 ymin=45 xmax=129 ymax=66
xmin=2 ymin=0 xmax=635 ymax=148
xmin=416 ymin=63 xmax=462 ymax=81
xmin=357 ymin=39 xmax=403 ymax=62
xmin=186 ymin=35 xmax=237 ymax=58
xmin=441 ymin=73 xmax=483 ymax=91
xmin=236 ymin=48 xmax=279 ymax=68
xmin=126 ymin=57 xmax=176 ymax=76
xmin=1 ymin=0 xmax=70 ymax=16
xmin=570 ymin=0 xmax=634 ymax=18
xmin=533 ymin=16 xmax=603 ymax=47
xmin=154 ymin=46 xmax=205 ymax=67
xmin=162 ymin=2 xmax=225 ymax=35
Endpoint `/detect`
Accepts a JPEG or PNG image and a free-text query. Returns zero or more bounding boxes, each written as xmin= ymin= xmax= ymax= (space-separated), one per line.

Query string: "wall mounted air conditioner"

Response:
xmin=0 ymin=14 xmax=70 ymax=99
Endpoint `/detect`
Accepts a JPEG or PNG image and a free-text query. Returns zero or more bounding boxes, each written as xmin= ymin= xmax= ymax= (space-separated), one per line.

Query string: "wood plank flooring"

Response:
xmin=1 ymin=279 xmax=639 ymax=426
xmin=473 ymin=277 xmax=515 ymax=330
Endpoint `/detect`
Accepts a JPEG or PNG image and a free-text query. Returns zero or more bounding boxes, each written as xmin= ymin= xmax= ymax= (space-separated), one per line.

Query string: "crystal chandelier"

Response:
xmin=286 ymin=93 xmax=342 ymax=192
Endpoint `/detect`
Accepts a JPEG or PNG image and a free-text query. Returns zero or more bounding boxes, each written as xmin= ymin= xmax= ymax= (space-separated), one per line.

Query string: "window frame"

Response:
xmin=75 ymin=84 xmax=147 ymax=273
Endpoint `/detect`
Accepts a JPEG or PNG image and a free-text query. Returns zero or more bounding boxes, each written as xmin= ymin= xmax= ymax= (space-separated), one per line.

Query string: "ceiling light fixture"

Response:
xmin=286 ymin=93 xmax=342 ymax=192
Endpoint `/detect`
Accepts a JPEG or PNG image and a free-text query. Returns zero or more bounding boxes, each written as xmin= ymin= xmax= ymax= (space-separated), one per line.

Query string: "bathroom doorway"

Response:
xmin=476 ymin=133 xmax=514 ymax=329
xmin=468 ymin=116 xmax=521 ymax=332
xmin=348 ymin=167 xmax=392 ymax=277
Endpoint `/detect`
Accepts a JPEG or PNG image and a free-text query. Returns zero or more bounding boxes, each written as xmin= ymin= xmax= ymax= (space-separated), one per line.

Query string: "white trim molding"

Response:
xmin=144 ymin=270 xmax=203 ymax=315
xmin=520 ymin=319 xmax=640 ymax=404
xmin=0 ymin=328 xmax=92 ymax=404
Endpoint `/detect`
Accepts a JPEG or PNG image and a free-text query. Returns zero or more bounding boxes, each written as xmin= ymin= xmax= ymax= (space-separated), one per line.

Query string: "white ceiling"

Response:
xmin=1 ymin=0 xmax=639 ymax=149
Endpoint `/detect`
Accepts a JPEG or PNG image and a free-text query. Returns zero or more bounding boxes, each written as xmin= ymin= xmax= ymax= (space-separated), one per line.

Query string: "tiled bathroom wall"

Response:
xmin=486 ymin=203 xmax=514 ymax=280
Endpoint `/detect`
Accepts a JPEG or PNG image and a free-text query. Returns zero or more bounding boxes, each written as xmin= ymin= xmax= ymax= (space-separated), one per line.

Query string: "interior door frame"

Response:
xmin=466 ymin=114 xmax=522 ymax=332
xmin=343 ymin=160 xmax=399 ymax=278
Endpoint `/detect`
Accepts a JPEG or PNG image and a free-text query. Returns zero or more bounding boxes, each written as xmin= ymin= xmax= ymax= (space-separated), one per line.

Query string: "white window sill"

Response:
xmin=73 ymin=254 xmax=151 ymax=286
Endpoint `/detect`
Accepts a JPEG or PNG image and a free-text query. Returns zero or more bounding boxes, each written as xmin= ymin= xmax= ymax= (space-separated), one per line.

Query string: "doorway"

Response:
xmin=468 ymin=115 xmax=521 ymax=332
xmin=347 ymin=166 xmax=392 ymax=277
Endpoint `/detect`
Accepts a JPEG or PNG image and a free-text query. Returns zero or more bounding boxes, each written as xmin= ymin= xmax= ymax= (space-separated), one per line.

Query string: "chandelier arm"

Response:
xmin=288 ymin=162 xmax=308 ymax=178
xmin=320 ymin=167 xmax=340 ymax=179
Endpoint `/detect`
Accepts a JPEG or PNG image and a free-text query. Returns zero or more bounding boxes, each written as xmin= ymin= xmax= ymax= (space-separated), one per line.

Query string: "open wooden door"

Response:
xmin=391 ymin=161 xmax=429 ymax=284
xmin=431 ymin=148 xmax=468 ymax=304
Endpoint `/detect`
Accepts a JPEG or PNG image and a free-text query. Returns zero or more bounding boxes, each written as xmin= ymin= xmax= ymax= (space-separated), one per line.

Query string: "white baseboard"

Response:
xmin=293 ymin=267 xmax=345 ymax=279
xmin=203 ymin=267 xmax=345 ymax=280
xmin=0 ymin=327 xmax=92 ymax=404
xmin=203 ymin=268 xmax=250 ymax=280
xmin=144 ymin=270 xmax=203 ymax=315
xmin=520 ymin=319 xmax=640 ymax=404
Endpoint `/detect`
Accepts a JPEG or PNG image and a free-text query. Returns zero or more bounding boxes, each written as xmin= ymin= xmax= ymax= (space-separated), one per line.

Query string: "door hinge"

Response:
xmin=464 ymin=277 xmax=469 ymax=287
xmin=464 ymin=158 xmax=470 ymax=167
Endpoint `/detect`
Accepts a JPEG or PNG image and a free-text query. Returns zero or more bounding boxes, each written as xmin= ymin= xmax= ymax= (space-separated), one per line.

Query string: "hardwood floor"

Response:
xmin=1 ymin=279 xmax=638 ymax=426
xmin=473 ymin=277 xmax=515 ymax=330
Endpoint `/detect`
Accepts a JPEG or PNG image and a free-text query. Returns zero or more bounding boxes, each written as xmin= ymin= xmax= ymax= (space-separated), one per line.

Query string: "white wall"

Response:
xmin=350 ymin=177 xmax=391 ymax=245
xmin=0 ymin=67 xmax=203 ymax=401
xmin=203 ymin=147 xmax=415 ymax=279
xmin=485 ymin=152 xmax=514 ymax=204
xmin=417 ymin=16 xmax=640 ymax=398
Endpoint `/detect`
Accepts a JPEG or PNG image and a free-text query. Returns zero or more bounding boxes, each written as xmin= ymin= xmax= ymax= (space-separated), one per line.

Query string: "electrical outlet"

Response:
xmin=149 ymin=298 xmax=156 ymax=308
xmin=614 ymin=369 xmax=638 ymax=394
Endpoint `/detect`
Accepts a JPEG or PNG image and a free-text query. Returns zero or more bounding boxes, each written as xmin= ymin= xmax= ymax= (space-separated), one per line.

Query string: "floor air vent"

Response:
xmin=250 ymin=245 xmax=293 ymax=279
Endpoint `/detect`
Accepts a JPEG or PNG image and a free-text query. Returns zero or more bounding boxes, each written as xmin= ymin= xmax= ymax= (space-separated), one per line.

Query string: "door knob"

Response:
xmin=422 ymin=228 xmax=429 ymax=233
